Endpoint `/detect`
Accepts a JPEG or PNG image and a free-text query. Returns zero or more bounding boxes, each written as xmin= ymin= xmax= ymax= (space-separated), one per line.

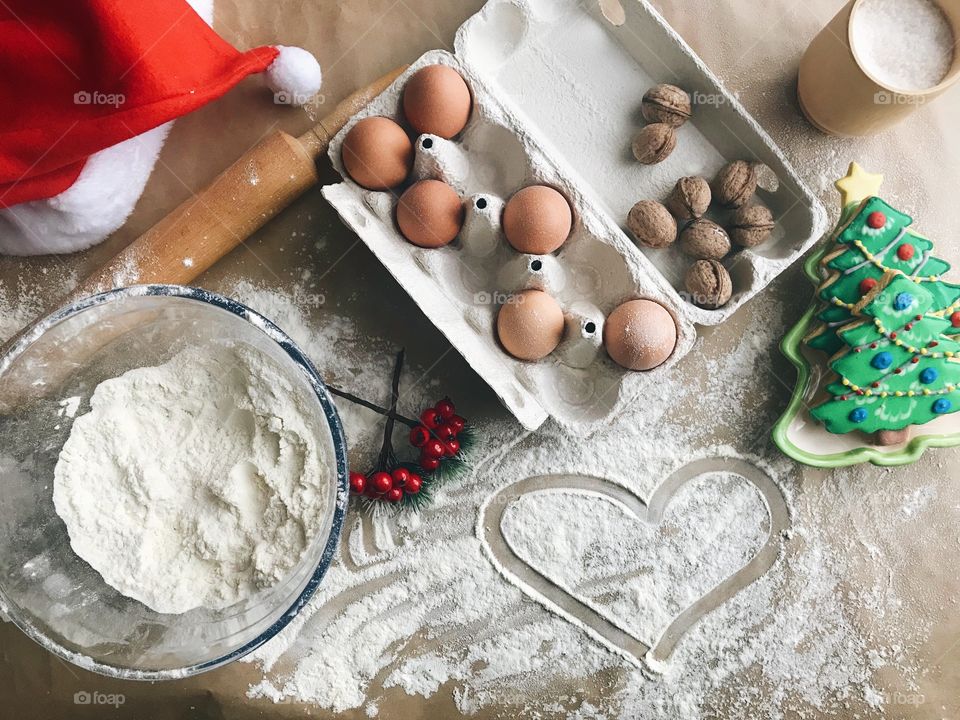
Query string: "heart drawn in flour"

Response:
xmin=478 ymin=456 xmax=789 ymax=669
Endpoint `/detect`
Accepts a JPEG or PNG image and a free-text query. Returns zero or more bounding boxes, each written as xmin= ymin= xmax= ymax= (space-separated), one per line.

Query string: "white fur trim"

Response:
xmin=266 ymin=46 xmax=323 ymax=106
xmin=188 ymin=0 xmax=213 ymax=25
xmin=0 ymin=124 xmax=171 ymax=256
xmin=0 ymin=0 xmax=214 ymax=257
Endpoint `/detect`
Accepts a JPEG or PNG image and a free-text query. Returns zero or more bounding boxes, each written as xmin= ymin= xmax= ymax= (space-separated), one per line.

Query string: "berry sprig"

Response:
xmin=331 ymin=349 xmax=474 ymax=512
xmin=409 ymin=398 xmax=468 ymax=471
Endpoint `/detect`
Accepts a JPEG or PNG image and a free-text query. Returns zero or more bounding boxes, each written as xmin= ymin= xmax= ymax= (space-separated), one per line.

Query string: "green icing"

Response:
xmin=808 ymin=196 xmax=960 ymax=356
xmin=811 ymin=274 xmax=960 ymax=435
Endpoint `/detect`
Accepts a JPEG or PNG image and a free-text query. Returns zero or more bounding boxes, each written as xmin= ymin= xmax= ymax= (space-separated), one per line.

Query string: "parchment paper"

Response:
xmin=1 ymin=1 xmax=958 ymax=717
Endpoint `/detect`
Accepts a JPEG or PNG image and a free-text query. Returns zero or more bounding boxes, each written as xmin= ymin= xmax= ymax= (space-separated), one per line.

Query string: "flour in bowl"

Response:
xmin=53 ymin=343 xmax=331 ymax=614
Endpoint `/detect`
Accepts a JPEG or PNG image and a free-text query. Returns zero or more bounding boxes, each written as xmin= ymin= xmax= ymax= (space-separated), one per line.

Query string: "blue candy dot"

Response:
xmin=893 ymin=292 xmax=914 ymax=311
xmin=849 ymin=408 xmax=868 ymax=423
xmin=933 ymin=398 xmax=952 ymax=414
xmin=920 ymin=368 xmax=939 ymax=384
xmin=871 ymin=351 xmax=893 ymax=370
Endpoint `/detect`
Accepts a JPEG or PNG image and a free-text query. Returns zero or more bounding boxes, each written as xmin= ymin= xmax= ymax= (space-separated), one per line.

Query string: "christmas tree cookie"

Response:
xmin=774 ymin=163 xmax=960 ymax=467
xmin=806 ymin=196 xmax=960 ymax=355
xmin=810 ymin=272 xmax=960 ymax=435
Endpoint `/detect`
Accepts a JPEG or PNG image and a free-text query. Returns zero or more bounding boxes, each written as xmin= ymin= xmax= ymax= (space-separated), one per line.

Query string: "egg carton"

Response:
xmin=322 ymin=0 xmax=828 ymax=430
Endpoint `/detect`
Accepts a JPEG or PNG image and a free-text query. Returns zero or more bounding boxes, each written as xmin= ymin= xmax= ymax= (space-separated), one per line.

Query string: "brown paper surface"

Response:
xmin=1 ymin=1 xmax=959 ymax=718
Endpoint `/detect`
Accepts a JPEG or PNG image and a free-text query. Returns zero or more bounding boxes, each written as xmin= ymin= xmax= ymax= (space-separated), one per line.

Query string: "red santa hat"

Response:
xmin=0 ymin=0 xmax=322 ymax=209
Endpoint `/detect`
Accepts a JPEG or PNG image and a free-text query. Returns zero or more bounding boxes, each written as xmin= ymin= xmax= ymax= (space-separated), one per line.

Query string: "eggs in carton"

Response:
xmin=322 ymin=0 xmax=828 ymax=430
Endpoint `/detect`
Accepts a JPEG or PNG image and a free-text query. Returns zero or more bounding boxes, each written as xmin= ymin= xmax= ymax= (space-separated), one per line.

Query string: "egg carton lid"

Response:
xmin=454 ymin=0 xmax=828 ymax=327
xmin=322 ymin=0 xmax=828 ymax=430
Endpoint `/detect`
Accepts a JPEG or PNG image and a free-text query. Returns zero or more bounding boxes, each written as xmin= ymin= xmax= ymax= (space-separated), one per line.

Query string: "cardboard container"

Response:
xmin=799 ymin=0 xmax=960 ymax=137
xmin=323 ymin=0 xmax=828 ymax=430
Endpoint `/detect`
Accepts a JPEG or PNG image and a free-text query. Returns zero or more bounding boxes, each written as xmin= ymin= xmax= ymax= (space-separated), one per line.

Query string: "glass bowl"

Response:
xmin=0 ymin=285 xmax=348 ymax=679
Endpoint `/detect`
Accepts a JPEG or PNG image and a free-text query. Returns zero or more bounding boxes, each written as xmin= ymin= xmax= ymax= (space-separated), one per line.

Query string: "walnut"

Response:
xmin=729 ymin=203 xmax=775 ymax=248
xmin=665 ymin=176 xmax=711 ymax=222
xmin=685 ymin=259 xmax=733 ymax=309
xmin=679 ymin=218 xmax=731 ymax=260
xmin=712 ymin=160 xmax=757 ymax=208
xmin=632 ymin=123 xmax=677 ymax=165
xmin=627 ymin=200 xmax=677 ymax=249
xmin=641 ymin=84 xmax=692 ymax=128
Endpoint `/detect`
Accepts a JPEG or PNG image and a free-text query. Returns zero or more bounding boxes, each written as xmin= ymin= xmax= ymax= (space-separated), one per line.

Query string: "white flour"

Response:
xmin=0 ymin=272 xmax=936 ymax=715
xmin=232 ymin=276 xmax=932 ymax=719
xmin=52 ymin=343 xmax=330 ymax=614
xmin=851 ymin=0 xmax=955 ymax=91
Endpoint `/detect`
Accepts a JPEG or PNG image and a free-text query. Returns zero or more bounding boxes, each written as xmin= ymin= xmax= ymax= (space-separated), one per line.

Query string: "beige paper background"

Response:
xmin=1 ymin=1 xmax=959 ymax=718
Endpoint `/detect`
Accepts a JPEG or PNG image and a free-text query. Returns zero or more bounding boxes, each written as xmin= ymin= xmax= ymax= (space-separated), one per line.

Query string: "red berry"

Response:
xmin=952 ymin=311 xmax=960 ymax=328
xmin=386 ymin=487 xmax=404 ymax=502
xmin=406 ymin=474 xmax=422 ymax=494
xmin=371 ymin=471 xmax=393 ymax=494
xmin=419 ymin=455 xmax=440 ymax=472
xmin=449 ymin=415 xmax=466 ymax=434
xmin=435 ymin=423 xmax=456 ymax=441
xmin=391 ymin=467 xmax=411 ymax=487
xmin=420 ymin=408 xmax=442 ymax=429
xmin=867 ymin=211 xmax=886 ymax=229
xmin=409 ymin=425 xmax=430 ymax=448
xmin=349 ymin=472 xmax=367 ymax=494
xmin=444 ymin=439 xmax=460 ymax=457
xmin=859 ymin=277 xmax=878 ymax=295
xmin=435 ymin=398 xmax=456 ymax=420
xmin=423 ymin=439 xmax=445 ymax=459
xmin=897 ymin=243 xmax=915 ymax=261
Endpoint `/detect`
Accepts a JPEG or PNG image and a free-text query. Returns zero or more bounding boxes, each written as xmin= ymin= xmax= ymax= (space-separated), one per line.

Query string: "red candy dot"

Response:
xmin=952 ymin=311 xmax=960 ymax=328
xmin=897 ymin=244 xmax=915 ymax=261
xmin=859 ymin=278 xmax=879 ymax=295
xmin=867 ymin=211 xmax=886 ymax=229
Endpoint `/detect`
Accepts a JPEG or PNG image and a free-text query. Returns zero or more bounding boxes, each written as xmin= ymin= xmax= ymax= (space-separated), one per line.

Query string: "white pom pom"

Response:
xmin=266 ymin=46 xmax=322 ymax=105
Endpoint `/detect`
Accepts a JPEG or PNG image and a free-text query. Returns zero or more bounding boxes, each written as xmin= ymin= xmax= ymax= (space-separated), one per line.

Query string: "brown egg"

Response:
xmin=502 ymin=186 xmax=572 ymax=255
xmin=341 ymin=116 xmax=413 ymax=190
xmin=403 ymin=65 xmax=472 ymax=139
xmin=496 ymin=290 xmax=565 ymax=361
xmin=396 ymin=180 xmax=464 ymax=248
xmin=604 ymin=299 xmax=677 ymax=371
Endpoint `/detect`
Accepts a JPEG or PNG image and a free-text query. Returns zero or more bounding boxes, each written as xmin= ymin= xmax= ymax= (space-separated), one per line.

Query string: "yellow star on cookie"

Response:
xmin=835 ymin=162 xmax=883 ymax=209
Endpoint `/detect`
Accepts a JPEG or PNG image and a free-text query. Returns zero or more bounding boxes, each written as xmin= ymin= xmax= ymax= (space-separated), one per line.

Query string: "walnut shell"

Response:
xmin=712 ymin=160 xmax=757 ymax=209
xmin=729 ymin=203 xmax=775 ymax=248
xmin=679 ymin=218 xmax=731 ymax=260
xmin=665 ymin=176 xmax=711 ymax=222
xmin=641 ymin=84 xmax=692 ymax=128
xmin=632 ymin=123 xmax=677 ymax=165
xmin=627 ymin=200 xmax=677 ymax=249
xmin=685 ymin=259 xmax=732 ymax=309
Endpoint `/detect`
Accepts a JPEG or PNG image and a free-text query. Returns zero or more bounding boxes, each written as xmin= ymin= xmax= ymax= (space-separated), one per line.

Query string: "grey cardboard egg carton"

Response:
xmin=323 ymin=0 xmax=828 ymax=430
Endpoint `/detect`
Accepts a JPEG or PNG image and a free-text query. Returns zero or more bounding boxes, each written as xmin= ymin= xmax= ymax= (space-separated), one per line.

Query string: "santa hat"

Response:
xmin=0 ymin=0 xmax=322 ymax=210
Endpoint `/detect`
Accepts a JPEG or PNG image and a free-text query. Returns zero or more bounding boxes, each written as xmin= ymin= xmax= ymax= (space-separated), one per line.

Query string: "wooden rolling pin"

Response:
xmin=69 ymin=65 xmax=407 ymax=301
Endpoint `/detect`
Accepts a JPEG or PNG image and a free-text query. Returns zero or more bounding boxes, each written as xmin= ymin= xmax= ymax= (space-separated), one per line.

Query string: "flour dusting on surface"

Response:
xmin=237 ymin=277 xmax=933 ymax=718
